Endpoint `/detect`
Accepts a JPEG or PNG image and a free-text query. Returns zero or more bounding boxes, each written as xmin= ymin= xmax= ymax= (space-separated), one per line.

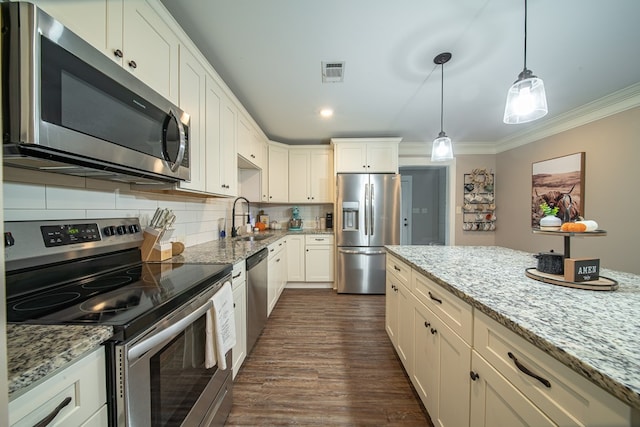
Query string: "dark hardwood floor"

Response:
xmin=226 ymin=289 xmax=433 ymax=426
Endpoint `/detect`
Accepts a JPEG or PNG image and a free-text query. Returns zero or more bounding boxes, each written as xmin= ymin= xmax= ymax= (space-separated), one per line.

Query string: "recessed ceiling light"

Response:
xmin=320 ymin=108 xmax=334 ymax=118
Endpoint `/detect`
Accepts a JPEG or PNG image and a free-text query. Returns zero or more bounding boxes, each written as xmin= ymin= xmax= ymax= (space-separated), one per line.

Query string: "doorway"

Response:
xmin=399 ymin=166 xmax=447 ymax=245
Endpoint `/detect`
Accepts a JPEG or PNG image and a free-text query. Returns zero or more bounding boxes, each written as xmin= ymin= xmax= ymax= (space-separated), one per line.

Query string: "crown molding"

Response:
xmin=494 ymin=82 xmax=640 ymax=153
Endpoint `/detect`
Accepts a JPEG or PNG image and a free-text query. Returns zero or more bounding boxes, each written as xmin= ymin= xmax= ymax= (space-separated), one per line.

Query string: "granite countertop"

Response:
xmin=7 ymin=228 xmax=334 ymax=398
xmin=385 ymin=245 xmax=640 ymax=410
xmin=7 ymin=324 xmax=113 ymax=399
xmin=168 ymin=228 xmax=333 ymax=265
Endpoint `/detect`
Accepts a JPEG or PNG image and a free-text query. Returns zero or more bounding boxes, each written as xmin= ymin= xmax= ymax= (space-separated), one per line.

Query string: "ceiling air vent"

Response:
xmin=322 ymin=61 xmax=345 ymax=83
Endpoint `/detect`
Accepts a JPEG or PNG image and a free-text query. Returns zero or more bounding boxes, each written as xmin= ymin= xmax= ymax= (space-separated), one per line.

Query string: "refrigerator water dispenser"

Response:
xmin=342 ymin=201 xmax=359 ymax=230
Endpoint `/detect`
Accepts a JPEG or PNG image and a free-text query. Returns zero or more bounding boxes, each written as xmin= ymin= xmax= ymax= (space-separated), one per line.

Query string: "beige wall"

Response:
xmin=454 ymin=154 xmax=496 ymax=247
xmin=495 ymin=106 xmax=640 ymax=274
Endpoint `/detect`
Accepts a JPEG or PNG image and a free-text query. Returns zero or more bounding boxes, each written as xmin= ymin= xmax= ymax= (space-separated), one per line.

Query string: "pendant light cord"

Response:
xmin=523 ymin=0 xmax=528 ymax=71
xmin=440 ymin=62 xmax=444 ymax=133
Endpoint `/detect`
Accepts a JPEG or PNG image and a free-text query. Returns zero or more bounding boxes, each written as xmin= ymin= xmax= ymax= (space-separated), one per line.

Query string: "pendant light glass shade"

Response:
xmin=431 ymin=52 xmax=454 ymax=162
xmin=431 ymin=131 xmax=454 ymax=162
xmin=503 ymin=0 xmax=548 ymax=124
xmin=503 ymin=69 xmax=548 ymax=124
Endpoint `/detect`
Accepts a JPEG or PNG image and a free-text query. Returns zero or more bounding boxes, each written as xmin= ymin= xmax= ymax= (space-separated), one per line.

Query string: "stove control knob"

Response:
xmin=116 ymin=225 xmax=127 ymax=235
xmin=128 ymin=224 xmax=140 ymax=234
xmin=103 ymin=226 xmax=116 ymax=236
xmin=4 ymin=232 xmax=15 ymax=247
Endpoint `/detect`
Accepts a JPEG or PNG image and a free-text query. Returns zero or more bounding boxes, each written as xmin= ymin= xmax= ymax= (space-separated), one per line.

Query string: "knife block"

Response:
xmin=140 ymin=227 xmax=172 ymax=262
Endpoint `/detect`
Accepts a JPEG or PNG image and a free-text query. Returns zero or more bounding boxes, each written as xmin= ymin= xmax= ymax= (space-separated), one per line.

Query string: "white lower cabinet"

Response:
xmin=472 ymin=310 xmax=635 ymax=427
xmin=267 ymin=238 xmax=287 ymax=316
xmin=304 ymin=235 xmax=334 ymax=282
xmin=386 ymin=256 xmax=639 ymax=427
xmin=286 ymin=235 xmax=305 ymax=282
xmin=413 ymin=298 xmax=471 ymax=427
xmin=9 ymin=347 xmax=107 ymax=427
xmin=470 ymin=350 xmax=555 ymax=427
xmin=231 ymin=262 xmax=247 ymax=379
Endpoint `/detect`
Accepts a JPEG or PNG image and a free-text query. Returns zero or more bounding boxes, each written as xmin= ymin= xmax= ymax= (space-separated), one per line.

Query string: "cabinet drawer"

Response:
xmin=268 ymin=238 xmax=286 ymax=259
xmin=474 ymin=310 xmax=633 ymax=426
xmin=386 ymin=254 xmax=410 ymax=287
xmin=305 ymin=235 xmax=334 ymax=245
xmin=232 ymin=261 xmax=246 ymax=289
xmin=10 ymin=347 xmax=107 ymax=427
xmin=412 ymin=270 xmax=473 ymax=344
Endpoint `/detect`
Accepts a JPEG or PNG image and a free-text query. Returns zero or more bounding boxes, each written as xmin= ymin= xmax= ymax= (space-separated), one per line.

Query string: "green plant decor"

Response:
xmin=540 ymin=202 xmax=559 ymax=217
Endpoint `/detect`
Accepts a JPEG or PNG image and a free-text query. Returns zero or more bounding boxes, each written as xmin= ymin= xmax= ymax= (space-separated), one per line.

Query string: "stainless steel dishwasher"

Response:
xmin=246 ymin=248 xmax=268 ymax=355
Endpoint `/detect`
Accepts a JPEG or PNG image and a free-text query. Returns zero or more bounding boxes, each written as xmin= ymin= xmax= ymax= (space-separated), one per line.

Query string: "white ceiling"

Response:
xmin=159 ymin=0 xmax=640 ymax=148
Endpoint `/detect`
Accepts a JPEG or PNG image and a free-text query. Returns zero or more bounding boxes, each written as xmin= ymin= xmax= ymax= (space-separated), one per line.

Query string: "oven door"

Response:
xmin=114 ymin=288 xmax=232 ymax=427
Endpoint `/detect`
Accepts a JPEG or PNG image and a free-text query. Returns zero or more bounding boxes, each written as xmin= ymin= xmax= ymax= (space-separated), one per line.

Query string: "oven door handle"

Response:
xmin=128 ymin=300 xmax=212 ymax=362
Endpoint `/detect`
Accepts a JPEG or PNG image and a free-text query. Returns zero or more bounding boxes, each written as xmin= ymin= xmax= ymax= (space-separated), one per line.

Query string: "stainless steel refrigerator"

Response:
xmin=336 ymin=173 xmax=401 ymax=293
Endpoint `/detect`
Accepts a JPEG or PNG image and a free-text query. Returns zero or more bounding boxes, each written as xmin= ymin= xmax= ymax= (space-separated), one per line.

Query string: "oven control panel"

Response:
xmin=4 ymin=218 xmax=144 ymax=271
xmin=41 ymin=223 xmax=102 ymax=247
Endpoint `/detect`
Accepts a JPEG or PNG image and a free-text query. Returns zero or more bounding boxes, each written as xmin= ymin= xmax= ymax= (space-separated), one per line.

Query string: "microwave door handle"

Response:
xmin=164 ymin=108 xmax=186 ymax=172
xmin=128 ymin=299 xmax=212 ymax=362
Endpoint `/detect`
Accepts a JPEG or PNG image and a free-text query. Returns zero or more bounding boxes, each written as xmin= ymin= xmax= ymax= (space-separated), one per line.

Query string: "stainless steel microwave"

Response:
xmin=1 ymin=2 xmax=190 ymax=184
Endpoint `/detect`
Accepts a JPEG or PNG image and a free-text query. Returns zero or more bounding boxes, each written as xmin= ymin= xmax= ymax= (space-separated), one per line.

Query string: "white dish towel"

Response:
xmin=205 ymin=280 xmax=236 ymax=369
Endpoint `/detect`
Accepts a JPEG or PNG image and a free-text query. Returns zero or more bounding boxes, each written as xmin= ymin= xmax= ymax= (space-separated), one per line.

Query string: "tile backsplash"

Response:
xmin=3 ymin=168 xmax=230 ymax=247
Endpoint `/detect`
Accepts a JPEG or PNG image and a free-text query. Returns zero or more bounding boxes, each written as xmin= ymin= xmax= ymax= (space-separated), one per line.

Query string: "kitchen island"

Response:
xmin=385 ymin=245 xmax=640 ymax=412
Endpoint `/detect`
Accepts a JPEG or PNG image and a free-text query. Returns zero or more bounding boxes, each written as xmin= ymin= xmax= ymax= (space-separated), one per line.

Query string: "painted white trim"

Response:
xmin=496 ymin=82 xmax=640 ymax=153
xmin=400 ymin=82 xmax=640 ymax=156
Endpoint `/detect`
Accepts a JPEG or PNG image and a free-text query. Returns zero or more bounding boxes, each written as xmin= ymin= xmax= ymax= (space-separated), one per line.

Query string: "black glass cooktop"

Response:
xmin=6 ymin=253 xmax=231 ymax=340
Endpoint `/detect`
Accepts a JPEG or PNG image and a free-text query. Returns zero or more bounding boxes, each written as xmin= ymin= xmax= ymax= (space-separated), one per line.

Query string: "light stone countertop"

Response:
xmin=7 ymin=324 xmax=113 ymax=398
xmin=6 ymin=229 xmax=334 ymax=398
xmin=385 ymin=245 xmax=640 ymax=410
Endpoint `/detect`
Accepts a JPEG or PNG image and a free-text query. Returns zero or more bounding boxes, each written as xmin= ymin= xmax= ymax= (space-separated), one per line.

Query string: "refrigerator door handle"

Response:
xmin=370 ymin=183 xmax=374 ymax=236
xmin=338 ymin=248 xmax=387 ymax=255
xmin=364 ymin=183 xmax=369 ymax=235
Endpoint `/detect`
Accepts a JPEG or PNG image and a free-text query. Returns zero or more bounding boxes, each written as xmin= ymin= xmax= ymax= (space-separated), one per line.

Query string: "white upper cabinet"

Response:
xmin=288 ymin=147 xmax=333 ymax=203
xmin=331 ymin=138 xmax=400 ymax=173
xmin=33 ymin=0 xmax=179 ymax=104
xmin=237 ymin=114 xmax=264 ymax=169
xmin=177 ymin=45 xmax=207 ymax=193
xmin=122 ymin=0 xmax=179 ymax=104
xmin=267 ymin=142 xmax=289 ymax=203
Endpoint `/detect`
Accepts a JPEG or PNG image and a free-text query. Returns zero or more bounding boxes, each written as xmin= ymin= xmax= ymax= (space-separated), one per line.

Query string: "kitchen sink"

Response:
xmin=235 ymin=234 xmax=273 ymax=242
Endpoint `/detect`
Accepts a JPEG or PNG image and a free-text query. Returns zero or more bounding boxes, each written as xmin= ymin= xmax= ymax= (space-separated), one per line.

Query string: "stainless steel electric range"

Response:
xmin=4 ymin=218 xmax=233 ymax=426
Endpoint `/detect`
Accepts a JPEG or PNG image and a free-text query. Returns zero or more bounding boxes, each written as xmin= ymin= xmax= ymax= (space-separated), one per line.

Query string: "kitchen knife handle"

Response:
xmin=508 ymin=352 xmax=551 ymax=388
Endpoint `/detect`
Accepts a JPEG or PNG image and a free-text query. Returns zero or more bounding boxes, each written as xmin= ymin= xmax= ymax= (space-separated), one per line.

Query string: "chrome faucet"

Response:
xmin=231 ymin=197 xmax=251 ymax=237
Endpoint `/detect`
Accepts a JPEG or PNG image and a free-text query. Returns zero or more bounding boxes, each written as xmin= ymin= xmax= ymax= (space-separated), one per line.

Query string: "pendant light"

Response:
xmin=431 ymin=52 xmax=454 ymax=162
xmin=503 ymin=0 xmax=548 ymax=124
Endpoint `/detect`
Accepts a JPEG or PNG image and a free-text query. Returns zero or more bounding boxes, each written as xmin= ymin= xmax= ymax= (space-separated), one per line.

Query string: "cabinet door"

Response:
xmin=470 ymin=351 xmax=555 ymax=427
xmin=335 ymin=143 xmax=367 ymax=173
xmin=220 ymin=98 xmax=238 ymax=196
xmin=32 ymin=0 xmax=117 ymax=57
xmin=413 ymin=299 xmax=471 ymax=427
xmin=232 ymin=280 xmax=247 ymax=379
xmin=385 ymin=274 xmax=399 ymax=346
xmin=397 ymin=282 xmax=413 ymax=374
xmin=288 ymin=150 xmax=310 ymax=202
xmin=237 ymin=114 xmax=254 ymax=165
xmin=261 ymin=142 xmax=269 ymax=201
xmin=268 ymin=145 xmax=289 ymax=203
xmin=309 ymin=149 xmax=333 ymax=202
xmin=205 ymin=75 xmax=223 ymax=193
xmin=305 ymin=246 xmax=334 ymax=282
xmin=177 ymin=46 xmax=206 ymax=192
xmin=122 ymin=0 xmax=179 ymax=104
xmin=286 ymin=235 xmax=305 ymax=281
xmin=366 ymin=142 xmax=398 ymax=173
